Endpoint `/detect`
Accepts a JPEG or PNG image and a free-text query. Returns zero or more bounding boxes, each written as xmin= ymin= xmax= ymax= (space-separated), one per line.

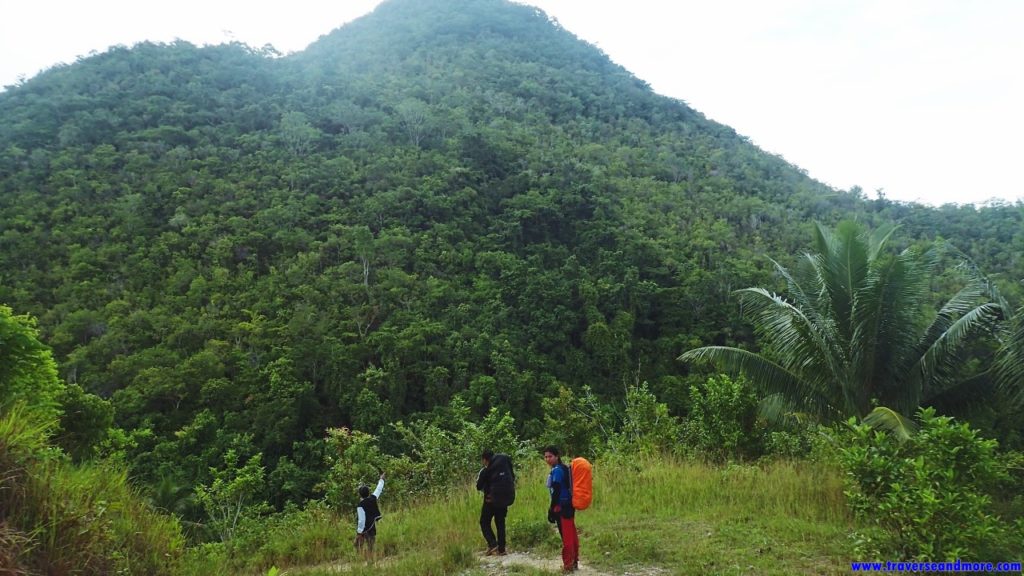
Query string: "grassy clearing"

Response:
xmin=183 ymin=456 xmax=852 ymax=575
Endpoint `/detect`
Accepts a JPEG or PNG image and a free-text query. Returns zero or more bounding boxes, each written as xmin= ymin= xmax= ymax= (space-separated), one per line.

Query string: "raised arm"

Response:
xmin=373 ymin=474 xmax=385 ymax=499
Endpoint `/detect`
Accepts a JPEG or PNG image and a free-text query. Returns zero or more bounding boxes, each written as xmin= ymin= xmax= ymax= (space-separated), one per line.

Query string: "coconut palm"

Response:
xmin=996 ymin=305 xmax=1024 ymax=409
xmin=681 ymin=221 xmax=1005 ymax=424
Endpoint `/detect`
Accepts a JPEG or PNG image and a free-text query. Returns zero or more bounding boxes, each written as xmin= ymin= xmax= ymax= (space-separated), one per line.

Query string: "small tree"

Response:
xmin=610 ymin=382 xmax=681 ymax=455
xmin=539 ymin=385 xmax=611 ymax=458
xmin=320 ymin=427 xmax=421 ymax=506
xmin=195 ymin=449 xmax=268 ymax=541
xmin=682 ymin=374 xmax=760 ymax=461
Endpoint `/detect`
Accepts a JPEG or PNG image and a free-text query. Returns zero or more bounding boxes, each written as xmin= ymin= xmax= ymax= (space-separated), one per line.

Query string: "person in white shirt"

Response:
xmin=355 ymin=472 xmax=385 ymax=557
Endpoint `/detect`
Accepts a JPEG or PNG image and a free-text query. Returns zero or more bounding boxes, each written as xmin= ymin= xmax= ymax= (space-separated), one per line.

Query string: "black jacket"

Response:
xmin=476 ymin=453 xmax=516 ymax=507
xmin=358 ymin=495 xmax=382 ymax=535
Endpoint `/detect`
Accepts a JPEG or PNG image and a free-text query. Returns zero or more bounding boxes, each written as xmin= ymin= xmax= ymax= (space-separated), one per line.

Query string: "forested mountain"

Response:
xmin=1 ymin=0 xmax=1022 ymax=510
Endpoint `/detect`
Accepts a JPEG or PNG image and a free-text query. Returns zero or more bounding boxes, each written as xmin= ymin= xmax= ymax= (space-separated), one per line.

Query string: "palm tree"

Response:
xmin=996 ymin=305 xmax=1024 ymax=408
xmin=681 ymin=221 xmax=1005 ymax=423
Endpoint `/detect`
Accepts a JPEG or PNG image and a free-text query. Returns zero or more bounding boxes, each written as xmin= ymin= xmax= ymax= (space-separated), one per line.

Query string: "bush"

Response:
xmin=320 ymin=398 xmax=531 ymax=516
xmin=194 ymin=449 xmax=271 ymax=542
xmin=836 ymin=408 xmax=1018 ymax=559
xmin=392 ymin=399 xmax=532 ymax=494
xmin=0 ymin=305 xmax=62 ymax=422
xmin=319 ymin=427 xmax=422 ymax=509
xmin=606 ymin=382 xmax=681 ymax=457
xmin=179 ymin=501 xmax=352 ymax=574
xmin=0 ymin=306 xmax=183 ymax=575
xmin=538 ymin=385 xmax=612 ymax=458
xmin=682 ymin=374 xmax=761 ymax=461
xmin=762 ymin=419 xmax=819 ymax=459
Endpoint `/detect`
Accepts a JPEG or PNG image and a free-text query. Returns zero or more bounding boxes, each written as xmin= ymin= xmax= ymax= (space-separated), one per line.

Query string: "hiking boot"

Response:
xmin=485 ymin=546 xmax=499 ymax=556
xmin=496 ymin=549 xmax=507 ymax=556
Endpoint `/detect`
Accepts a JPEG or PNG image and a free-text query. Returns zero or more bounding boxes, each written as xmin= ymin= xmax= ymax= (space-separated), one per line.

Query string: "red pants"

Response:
xmin=557 ymin=516 xmax=579 ymax=569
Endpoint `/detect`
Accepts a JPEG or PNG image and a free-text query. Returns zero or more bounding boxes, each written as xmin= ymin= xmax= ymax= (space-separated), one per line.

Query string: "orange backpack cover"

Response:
xmin=571 ymin=457 xmax=592 ymax=511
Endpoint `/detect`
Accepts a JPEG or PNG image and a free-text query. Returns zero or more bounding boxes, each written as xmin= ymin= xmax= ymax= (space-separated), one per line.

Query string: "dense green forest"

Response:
xmin=2 ymin=0 xmax=1023 ymax=572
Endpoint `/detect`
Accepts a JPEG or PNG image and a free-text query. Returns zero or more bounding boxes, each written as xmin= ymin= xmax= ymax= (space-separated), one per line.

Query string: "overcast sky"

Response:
xmin=2 ymin=0 xmax=1022 ymax=206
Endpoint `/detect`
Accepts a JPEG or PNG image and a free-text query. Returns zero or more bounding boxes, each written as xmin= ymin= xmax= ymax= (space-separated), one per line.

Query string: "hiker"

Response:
xmin=476 ymin=449 xmax=516 ymax=555
xmin=355 ymin=471 xmax=385 ymax=558
xmin=544 ymin=446 xmax=579 ymax=573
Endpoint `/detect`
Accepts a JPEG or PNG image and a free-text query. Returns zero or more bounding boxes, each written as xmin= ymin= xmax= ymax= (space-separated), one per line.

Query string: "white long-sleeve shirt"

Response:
xmin=356 ymin=478 xmax=385 ymax=534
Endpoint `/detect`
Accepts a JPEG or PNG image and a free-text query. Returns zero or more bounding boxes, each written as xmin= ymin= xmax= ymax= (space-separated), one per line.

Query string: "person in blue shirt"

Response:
xmin=355 ymin=472 xmax=385 ymax=558
xmin=544 ymin=446 xmax=578 ymax=573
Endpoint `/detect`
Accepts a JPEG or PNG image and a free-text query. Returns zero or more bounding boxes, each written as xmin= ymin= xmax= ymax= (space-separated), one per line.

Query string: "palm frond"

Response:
xmin=926 ymin=370 xmax=997 ymax=414
xmin=862 ymin=406 xmax=917 ymax=442
xmin=769 ymin=258 xmax=836 ymax=345
xmin=860 ymin=248 xmax=935 ymax=411
xmin=680 ymin=346 xmax=839 ymax=420
xmin=816 ymin=221 xmax=870 ymax=345
xmin=842 ymin=242 xmax=934 ymax=415
xmin=915 ymin=303 xmax=1002 ymax=402
xmin=865 ymin=223 xmax=898 ymax=261
xmin=995 ymin=305 xmax=1024 ymax=408
xmin=735 ymin=287 xmax=844 ymax=384
xmin=756 ymin=393 xmax=806 ymax=425
xmin=811 ymin=222 xmax=836 ymax=262
xmin=944 ymin=242 xmax=1012 ymax=318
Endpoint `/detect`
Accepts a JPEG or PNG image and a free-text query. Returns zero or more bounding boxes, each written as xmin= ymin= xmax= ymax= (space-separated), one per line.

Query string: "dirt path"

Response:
xmin=478 ymin=551 xmax=666 ymax=575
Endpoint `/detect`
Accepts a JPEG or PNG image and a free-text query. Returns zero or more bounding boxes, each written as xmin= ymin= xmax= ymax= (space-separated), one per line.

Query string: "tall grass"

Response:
xmin=0 ymin=406 xmax=185 ymax=575
xmin=183 ymin=455 xmax=852 ymax=575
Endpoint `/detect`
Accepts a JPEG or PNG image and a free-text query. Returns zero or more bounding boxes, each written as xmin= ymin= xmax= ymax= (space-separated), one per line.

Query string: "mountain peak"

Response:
xmin=299 ymin=0 xmax=584 ymax=69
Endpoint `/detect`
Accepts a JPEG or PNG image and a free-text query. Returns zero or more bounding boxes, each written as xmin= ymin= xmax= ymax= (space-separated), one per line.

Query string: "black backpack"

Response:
xmin=488 ymin=453 xmax=516 ymax=507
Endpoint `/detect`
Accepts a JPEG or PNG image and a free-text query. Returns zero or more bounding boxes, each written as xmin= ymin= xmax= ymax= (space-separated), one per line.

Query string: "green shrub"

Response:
xmin=606 ymin=382 xmax=681 ymax=456
xmin=319 ymin=427 xmax=423 ymax=509
xmin=682 ymin=374 xmax=760 ymax=461
xmin=392 ymin=400 xmax=532 ymax=494
xmin=182 ymin=501 xmax=352 ymax=573
xmin=0 ymin=306 xmax=183 ymax=575
xmin=538 ymin=385 xmax=612 ymax=458
xmin=762 ymin=419 xmax=820 ymax=459
xmin=195 ymin=449 xmax=271 ymax=541
xmin=836 ymin=407 xmax=1017 ymax=559
xmin=0 ymin=305 xmax=62 ymax=422
xmin=319 ymin=398 xmax=531 ymax=519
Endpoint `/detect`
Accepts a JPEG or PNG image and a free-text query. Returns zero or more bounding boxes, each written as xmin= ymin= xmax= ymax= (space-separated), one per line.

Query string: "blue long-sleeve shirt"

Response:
xmin=546 ymin=463 xmax=571 ymax=507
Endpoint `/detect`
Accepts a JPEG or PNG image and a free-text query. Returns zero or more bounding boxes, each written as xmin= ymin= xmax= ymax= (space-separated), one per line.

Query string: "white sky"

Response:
xmin=2 ymin=0 xmax=1022 ymax=206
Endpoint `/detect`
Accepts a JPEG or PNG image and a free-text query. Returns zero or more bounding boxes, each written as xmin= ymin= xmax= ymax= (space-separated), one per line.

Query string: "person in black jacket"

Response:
xmin=476 ymin=449 xmax=515 ymax=555
xmin=355 ymin=472 xmax=385 ymax=558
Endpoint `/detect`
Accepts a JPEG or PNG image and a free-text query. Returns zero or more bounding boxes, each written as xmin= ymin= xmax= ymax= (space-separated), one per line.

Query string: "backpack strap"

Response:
xmin=563 ymin=462 xmax=573 ymax=497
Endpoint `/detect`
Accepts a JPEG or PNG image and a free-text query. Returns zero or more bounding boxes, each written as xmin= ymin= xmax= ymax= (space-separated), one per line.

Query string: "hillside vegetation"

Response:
xmin=1 ymin=0 xmax=1024 ymax=573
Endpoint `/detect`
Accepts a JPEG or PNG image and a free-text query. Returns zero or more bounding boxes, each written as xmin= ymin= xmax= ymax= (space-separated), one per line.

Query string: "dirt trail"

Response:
xmin=277 ymin=551 xmax=665 ymax=575
xmin=478 ymin=551 xmax=666 ymax=575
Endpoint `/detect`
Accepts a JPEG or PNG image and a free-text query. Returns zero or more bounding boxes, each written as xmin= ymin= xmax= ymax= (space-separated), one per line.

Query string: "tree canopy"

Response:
xmin=1 ymin=0 xmax=1022 ymax=511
